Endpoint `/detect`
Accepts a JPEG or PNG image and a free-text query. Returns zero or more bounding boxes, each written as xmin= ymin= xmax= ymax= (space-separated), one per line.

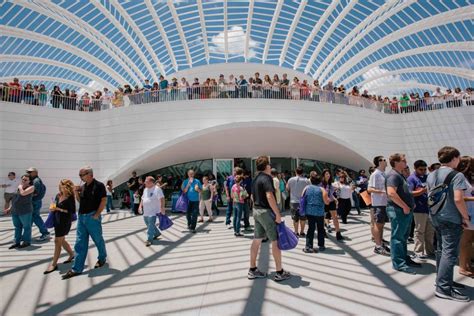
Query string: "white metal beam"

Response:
xmin=25 ymin=0 xmax=142 ymax=85
xmin=326 ymin=6 xmax=473 ymax=84
xmin=0 ymin=55 xmax=114 ymax=90
xmin=313 ymin=0 xmax=413 ymax=79
xmin=304 ymin=0 xmax=358 ymax=74
xmin=224 ymin=0 xmax=228 ymax=61
xmin=245 ymin=0 xmax=254 ymax=62
xmin=167 ymin=0 xmax=193 ymax=68
xmin=360 ymin=66 xmax=474 ymax=87
xmin=262 ymin=0 xmax=283 ymax=64
xmin=1 ymin=25 xmax=127 ymax=86
xmin=0 ymin=76 xmax=94 ymax=93
xmin=340 ymin=42 xmax=474 ymax=86
xmin=145 ymin=0 xmax=178 ymax=70
xmin=91 ymin=1 xmax=158 ymax=81
xmin=196 ymin=0 xmax=210 ymax=63
xmin=110 ymin=0 xmax=164 ymax=80
xmin=279 ymin=1 xmax=306 ymax=66
xmin=293 ymin=0 xmax=341 ymax=70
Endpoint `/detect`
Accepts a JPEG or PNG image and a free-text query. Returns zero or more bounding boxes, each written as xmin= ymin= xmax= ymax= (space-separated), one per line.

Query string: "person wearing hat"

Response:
xmin=26 ymin=167 xmax=50 ymax=241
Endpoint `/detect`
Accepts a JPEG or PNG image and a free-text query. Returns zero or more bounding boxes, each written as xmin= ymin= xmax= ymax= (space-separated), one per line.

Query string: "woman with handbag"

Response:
xmin=44 ymin=179 xmax=76 ymax=274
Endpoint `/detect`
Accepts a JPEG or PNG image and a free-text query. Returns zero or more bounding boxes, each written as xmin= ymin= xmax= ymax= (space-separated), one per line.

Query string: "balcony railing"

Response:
xmin=1 ymin=86 xmax=472 ymax=114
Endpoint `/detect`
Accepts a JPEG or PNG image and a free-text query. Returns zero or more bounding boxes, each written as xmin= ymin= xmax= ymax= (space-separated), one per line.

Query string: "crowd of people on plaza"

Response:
xmin=1 ymin=76 xmax=472 ymax=112
xmin=1 ymin=146 xmax=473 ymax=302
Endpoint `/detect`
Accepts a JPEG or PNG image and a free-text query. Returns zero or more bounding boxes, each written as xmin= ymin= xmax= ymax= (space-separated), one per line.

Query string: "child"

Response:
xmin=133 ymin=191 xmax=140 ymax=215
xmin=231 ymin=175 xmax=248 ymax=237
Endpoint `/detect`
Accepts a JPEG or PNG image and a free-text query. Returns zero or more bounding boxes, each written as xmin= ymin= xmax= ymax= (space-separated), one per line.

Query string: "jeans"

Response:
xmin=12 ymin=212 xmax=33 ymax=244
xmin=306 ymin=215 xmax=325 ymax=248
xmin=352 ymin=191 xmax=360 ymax=213
xmin=386 ymin=205 xmax=413 ymax=270
xmin=106 ymin=196 xmax=113 ymax=212
xmin=226 ymin=199 xmax=234 ymax=225
xmin=233 ymin=203 xmax=244 ymax=233
xmin=32 ymin=200 xmax=48 ymax=236
xmin=143 ymin=216 xmax=161 ymax=241
xmin=433 ymin=220 xmax=463 ymax=295
xmin=242 ymin=200 xmax=250 ymax=228
xmin=72 ymin=212 xmax=107 ymax=273
xmin=186 ymin=201 xmax=200 ymax=230
xmin=129 ymin=190 xmax=135 ymax=210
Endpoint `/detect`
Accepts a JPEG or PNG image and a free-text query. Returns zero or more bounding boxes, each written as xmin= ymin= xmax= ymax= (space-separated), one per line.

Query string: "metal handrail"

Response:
xmin=0 ymin=85 xmax=472 ymax=113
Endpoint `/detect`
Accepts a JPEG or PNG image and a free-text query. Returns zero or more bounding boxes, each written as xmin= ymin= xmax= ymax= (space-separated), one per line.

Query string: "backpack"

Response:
xmin=427 ymin=170 xmax=458 ymax=216
xmin=35 ymin=178 xmax=47 ymax=200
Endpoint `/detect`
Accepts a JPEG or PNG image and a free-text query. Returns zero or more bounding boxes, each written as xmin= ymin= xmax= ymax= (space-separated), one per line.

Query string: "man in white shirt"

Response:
xmin=139 ymin=176 xmax=165 ymax=247
xmin=286 ymin=167 xmax=310 ymax=236
xmin=1 ymin=172 xmax=20 ymax=211
xmin=368 ymin=156 xmax=390 ymax=256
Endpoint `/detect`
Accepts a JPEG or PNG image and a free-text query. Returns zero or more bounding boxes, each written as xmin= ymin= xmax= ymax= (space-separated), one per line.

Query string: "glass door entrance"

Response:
xmin=213 ymin=159 xmax=234 ymax=206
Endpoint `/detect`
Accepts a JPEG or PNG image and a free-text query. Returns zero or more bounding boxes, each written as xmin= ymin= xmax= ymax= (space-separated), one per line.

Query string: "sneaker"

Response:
xmin=274 ymin=270 xmax=291 ymax=282
xmin=410 ymin=254 xmax=425 ymax=262
xmin=407 ymin=237 xmax=415 ymax=244
xmin=319 ymin=246 xmax=326 ymax=252
xmin=396 ymin=267 xmax=416 ymax=275
xmin=18 ymin=242 xmax=30 ymax=248
xmin=191 ymin=229 xmax=196 ymax=234
xmin=382 ymin=244 xmax=391 ymax=253
xmin=94 ymin=260 xmax=106 ymax=269
xmin=299 ymin=232 xmax=306 ymax=238
xmin=406 ymin=257 xmax=422 ymax=267
xmin=336 ymin=232 xmax=344 ymax=241
xmin=248 ymin=268 xmax=267 ymax=280
xmin=374 ymin=246 xmax=389 ymax=256
xmin=234 ymin=232 xmax=244 ymax=237
xmin=8 ymin=243 xmax=20 ymax=249
xmin=303 ymin=247 xmax=315 ymax=253
xmin=37 ymin=234 xmax=50 ymax=241
xmin=226 ymin=224 xmax=232 ymax=230
xmin=145 ymin=241 xmax=152 ymax=247
xmin=435 ymin=289 xmax=470 ymax=302
xmin=433 ymin=281 xmax=465 ymax=290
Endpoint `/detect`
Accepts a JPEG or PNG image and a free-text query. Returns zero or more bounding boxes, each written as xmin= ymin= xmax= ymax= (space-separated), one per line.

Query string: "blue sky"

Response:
xmin=0 ymin=0 xmax=472 ymax=95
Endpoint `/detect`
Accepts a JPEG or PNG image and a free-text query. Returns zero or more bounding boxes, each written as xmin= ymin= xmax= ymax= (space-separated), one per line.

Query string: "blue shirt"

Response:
xmin=225 ymin=176 xmax=235 ymax=191
xmin=304 ymin=185 xmax=325 ymax=216
xmin=242 ymin=177 xmax=252 ymax=195
xmin=181 ymin=179 xmax=202 ymax=202
xmin=407 ymin=172 xmax=429 ymax=213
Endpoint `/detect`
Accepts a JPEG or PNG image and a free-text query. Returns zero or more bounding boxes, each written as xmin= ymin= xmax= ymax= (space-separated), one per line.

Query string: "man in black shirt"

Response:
xmin=127 ymin=171 xmax=139 ymax=212
xmin=248 ymin=156 xmax=291 ymax=282
xmin=63 ymin=166 xmax=107 ymax=279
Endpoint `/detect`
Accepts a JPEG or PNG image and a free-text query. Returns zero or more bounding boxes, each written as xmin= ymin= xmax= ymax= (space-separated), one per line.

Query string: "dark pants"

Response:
xmin=225 ymin=199 xmax=233 ymax=225
xmin=337 ymin=198 xmax=351 ymax=223
xmin=186 ymin=201 xmax=200 ymax=230
xmin=352 ymin=191 xmax=360 ymax=213
xmin=433 ymin=220 xmax=463 ymax=295
xmin=387 ymin=205 xmax=413 ymax=270
xmin=242 ymin=199 xmax=250 ymax=228
xmin=306 ymin=215 xmax=325 ymax=249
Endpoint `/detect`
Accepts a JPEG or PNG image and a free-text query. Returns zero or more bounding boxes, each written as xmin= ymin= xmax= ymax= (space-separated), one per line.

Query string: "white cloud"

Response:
xmin=209 ymin=26 xmax=260 ymax=59
xmin=360 ymin=66 xmax=419 ymax=96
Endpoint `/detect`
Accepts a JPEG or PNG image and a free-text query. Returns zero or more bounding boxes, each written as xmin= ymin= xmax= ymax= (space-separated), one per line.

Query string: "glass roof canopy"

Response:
xmin=0 ymin=0 xmax=473 ymax=95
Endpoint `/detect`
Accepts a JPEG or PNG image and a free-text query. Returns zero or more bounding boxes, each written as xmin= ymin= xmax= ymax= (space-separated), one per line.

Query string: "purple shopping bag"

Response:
xmin=175 ymin=193 xmax=188 ymax=213
xmin=44 ymin=211 xmax=55 ymax=229
xmin=276 ymin=221 xmax=299 ymax=250
xmin=158 ymin=213 xmax=173 ymax=230
xmin=299 ymin=192 xmax=307 ymax=217
xmin=72 ymin=212 xmax=77 ymax=222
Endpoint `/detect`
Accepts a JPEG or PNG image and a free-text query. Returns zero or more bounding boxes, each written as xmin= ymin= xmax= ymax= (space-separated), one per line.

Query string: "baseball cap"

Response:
xmin=26 ymin=167 xmax=38 ymax=172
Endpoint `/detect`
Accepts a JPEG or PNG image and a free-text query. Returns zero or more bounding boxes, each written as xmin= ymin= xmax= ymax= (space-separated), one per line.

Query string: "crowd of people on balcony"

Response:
xmin=1 ymin=75 xmax=472 ymax=113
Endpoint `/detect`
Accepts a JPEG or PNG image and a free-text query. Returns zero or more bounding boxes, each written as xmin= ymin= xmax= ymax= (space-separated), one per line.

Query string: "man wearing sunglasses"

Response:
xmin=62 ymin=166 xmax=107 ymax=280
xmin=407 ymin=160 xmax=434 ymax=262
xmin=26 ymin=167 xmax=49 ymax=241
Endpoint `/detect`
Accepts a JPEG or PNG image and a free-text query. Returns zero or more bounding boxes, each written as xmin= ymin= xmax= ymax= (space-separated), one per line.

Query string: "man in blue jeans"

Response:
xmin=182 ymin=169 xmax=202 ymax=233
xmin=427 ymin=146 xmax=470 ymax=302
xmin=386 ymin=153 xmax=419 ymax=275
xmin=26 ymin=168 xmax=50 ymax=241
xmin=224 ymin=167 xmax=243 ymax=229
xmin=62 ymin=166 xmax=107 ymax=279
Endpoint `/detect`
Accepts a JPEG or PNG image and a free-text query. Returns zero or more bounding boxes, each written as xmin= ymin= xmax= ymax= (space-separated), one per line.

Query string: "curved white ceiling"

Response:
xmin=0 ymin=0 xmax=473 ymax=95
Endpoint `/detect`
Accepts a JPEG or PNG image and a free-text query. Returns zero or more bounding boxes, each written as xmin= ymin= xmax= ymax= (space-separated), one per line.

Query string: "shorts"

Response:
xmin=370 ymin=206 xmax=389 ymax=224
xmin=4 ymin=192 xmax=15 ymax=204
xmin=253 ymin=208 xmax=278 ymax=241
xmin=324 ymin=201 xmax=337 ymax=212
xmin=290 ymin=203 xmax=306 ymax=221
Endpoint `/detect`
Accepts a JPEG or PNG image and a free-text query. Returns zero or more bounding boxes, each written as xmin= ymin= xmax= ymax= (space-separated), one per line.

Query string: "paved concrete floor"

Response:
xmin=0 ymin=209 xmax=472 ymax=316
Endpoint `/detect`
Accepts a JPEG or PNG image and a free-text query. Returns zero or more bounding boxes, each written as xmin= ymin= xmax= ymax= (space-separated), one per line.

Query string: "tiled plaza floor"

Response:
xmin=0 ymin=209 xmax=472 ymax=316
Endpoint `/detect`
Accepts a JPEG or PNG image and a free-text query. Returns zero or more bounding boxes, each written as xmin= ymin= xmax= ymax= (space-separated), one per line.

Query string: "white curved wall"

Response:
xmin=1 ymin=99 xmax=473 ymax=209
